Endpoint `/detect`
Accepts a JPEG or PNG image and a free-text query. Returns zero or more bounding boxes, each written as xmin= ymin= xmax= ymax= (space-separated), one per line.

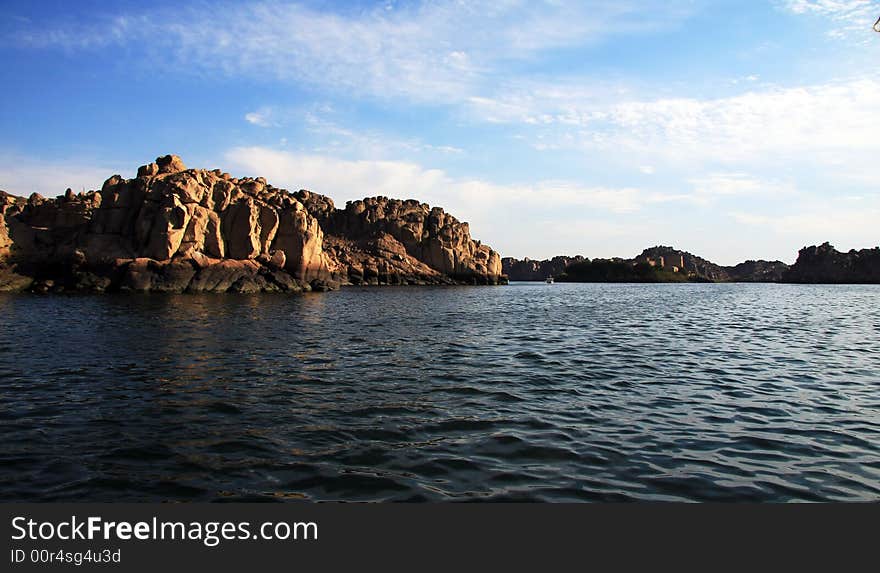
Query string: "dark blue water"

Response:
xmin=1 ymin=283 xmax=878 ymax=501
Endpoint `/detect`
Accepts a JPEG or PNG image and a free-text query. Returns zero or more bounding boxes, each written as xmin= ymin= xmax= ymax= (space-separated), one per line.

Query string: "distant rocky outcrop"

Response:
xmin=557 ymin=258 xmax=690 ymax=283
xmin=0 ymin=155 xmax=504 ymax=293
xmin=635 ymin=246 xmax=730 ymax=281
xmin=502 ymin=255 xmax=585 ymax=281
xmin=783 ymin=242 xmax=880 ymax=284
xmin=726 ymin=259 xmax=790 ymax=282
xmin=504 ymin=245 xmax=793 ymax=283
xmin=631 ymin=246 xmax=791 ymax=282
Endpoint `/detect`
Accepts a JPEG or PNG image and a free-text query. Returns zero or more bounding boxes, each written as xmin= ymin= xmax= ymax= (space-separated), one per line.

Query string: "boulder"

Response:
xmin=156 ymin=154 xmax=187 ymax=174
xmin=137 ymin=163 xmax=159 ymax=178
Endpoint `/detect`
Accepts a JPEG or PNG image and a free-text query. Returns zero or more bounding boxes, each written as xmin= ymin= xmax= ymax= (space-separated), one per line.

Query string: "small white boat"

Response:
xmin=545 ymin=276 xmax=554 ymax=284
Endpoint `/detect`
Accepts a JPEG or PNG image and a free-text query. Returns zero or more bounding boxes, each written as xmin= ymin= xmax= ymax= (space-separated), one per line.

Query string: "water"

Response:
xmin=0 ymin=282 xmax=878 ymax=502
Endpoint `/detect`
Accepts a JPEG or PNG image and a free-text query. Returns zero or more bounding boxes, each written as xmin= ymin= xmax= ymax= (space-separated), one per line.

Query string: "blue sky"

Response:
xmin=1 ymin=0 xmax=879 ymax=264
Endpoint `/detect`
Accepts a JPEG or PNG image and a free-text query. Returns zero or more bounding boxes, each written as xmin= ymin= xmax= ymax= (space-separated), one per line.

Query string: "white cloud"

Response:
xmin=474 ymin=78 xmax=880 ymax=166
xmin=730 ymin=202 xmax=880 ymax=249
xmin=606 ymin=79 xmax=880 ymax=162
xmin=0 ymin=154 xmax=122 ymax=197
xmin=244 ymin=108 xmax=274 ymax=127
xmin=689 ymin=173 xmax=797 ymax=198
xmin=241 ymin=104 xmax=465 ymax=157
xmin=783 ymin=0 xmax=875 ymax=17
xmin=303 ymin=112 xmax=463 ymax=157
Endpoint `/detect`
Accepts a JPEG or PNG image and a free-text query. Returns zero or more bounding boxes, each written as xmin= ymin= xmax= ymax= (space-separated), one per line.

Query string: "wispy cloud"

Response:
xmin=241 ymin=102 xmax=466 ymax=158
xmin=689 ymin=173 xmax=797 ymax=199
xmin=472 ymin=77 xmax=880 ymax=165
xmin=14 ymin=1 xmax=695 ymax=103
xmin=244 ymin=108 xmax=275 ymax=128
xmin=780 ymin=0 xmax=880 ymax=40
xmin=303 ymin=112 xmax=463 ymax=157
xmin=33 ymin=2 xmax=878 ymax=170
xmin=730 ymin=201 xmax=880 ymax=248
xmin=14 ymin=14 xmax=148 ymax=50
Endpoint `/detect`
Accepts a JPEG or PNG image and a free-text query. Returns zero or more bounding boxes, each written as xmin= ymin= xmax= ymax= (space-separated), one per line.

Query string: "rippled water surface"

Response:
xmin=1 ymin=283 xmax=879 ymax=501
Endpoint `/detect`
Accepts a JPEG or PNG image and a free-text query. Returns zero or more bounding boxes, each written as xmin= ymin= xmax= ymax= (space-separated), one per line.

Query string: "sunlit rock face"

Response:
xmin=0 ymin=155 xmax=505 ymax=292
xmin=323 ymin=196 xmax=502 ymax=286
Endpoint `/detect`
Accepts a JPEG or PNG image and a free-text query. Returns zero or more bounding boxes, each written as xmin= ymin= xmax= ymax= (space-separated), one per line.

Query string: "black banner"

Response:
xmin=1 ymin=504 xmax=876 ymax=571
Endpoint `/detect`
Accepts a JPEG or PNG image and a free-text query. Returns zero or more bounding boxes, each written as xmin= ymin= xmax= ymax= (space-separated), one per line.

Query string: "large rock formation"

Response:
xmin=0 ymin=155 xmax=505 ymax=292
xmin=319 ymin=196 xmax=502 ymax=286
xmin=783 ymin=242 xmax=880 ymax=283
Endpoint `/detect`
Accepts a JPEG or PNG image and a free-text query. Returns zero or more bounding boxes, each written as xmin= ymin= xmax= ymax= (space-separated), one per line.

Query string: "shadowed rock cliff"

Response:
xmin=783 ymin=242 xmax=880 ymax=283
xmin=726 ymin=259 xmax=790 ymax=282
xmin=0 ymin=155 xmax=504 ymax=292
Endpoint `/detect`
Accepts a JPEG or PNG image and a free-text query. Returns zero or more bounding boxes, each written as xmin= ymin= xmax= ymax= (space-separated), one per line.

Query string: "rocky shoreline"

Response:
xmin=503 ymin=244 xmax=880 ymax=284
xmin=0 ymin=155 xmax=505 ymax=293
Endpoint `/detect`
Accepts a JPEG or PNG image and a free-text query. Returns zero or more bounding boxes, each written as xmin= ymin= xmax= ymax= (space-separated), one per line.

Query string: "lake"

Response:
xmin=1 ymin=282 xmax=878 ymax=501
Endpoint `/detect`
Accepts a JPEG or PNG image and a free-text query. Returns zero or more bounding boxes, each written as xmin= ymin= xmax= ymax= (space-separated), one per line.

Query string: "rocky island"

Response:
xmin=504 ymin=244 xmax=880 ymax=284
xmin=0 ymin=155 xmax=505 ymax=293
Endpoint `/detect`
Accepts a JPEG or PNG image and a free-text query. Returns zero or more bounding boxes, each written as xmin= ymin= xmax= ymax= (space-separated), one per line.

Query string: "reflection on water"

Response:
xmin=0 ymin=283 xmax=879 ymax=501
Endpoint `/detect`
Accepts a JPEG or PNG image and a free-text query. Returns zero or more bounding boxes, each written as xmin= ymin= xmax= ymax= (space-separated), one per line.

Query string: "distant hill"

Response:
xmin=634 ymin=245 xmax=730 ymax=281
xmin=556 ymin=258 xmax=691 ymax=283
xmin=726 ymin=259 xmax=790 ymax=282
xmin=503 ymin=245 xmax=792 ymax=283
xmin=501 ymin=255 xmax=585 ymax=281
